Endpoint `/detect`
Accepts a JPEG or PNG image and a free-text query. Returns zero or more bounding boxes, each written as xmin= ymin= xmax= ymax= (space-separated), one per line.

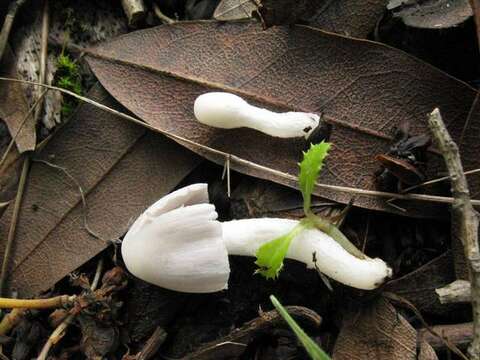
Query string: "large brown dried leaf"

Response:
xmin=333 ymin=297 xmax=417 ymax=360
xmin=0 ymin=85 xmax=198 ymax=297
xmin=85 ymin=21 xmax=479 ymax=217
xmin=0 ymin=45 xmax=35 ymax=153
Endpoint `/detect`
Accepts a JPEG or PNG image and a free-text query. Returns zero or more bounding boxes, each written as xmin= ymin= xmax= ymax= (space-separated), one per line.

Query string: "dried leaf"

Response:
xmin=306 ymin=0 xmax=387 ymax=38
xmin=0 ymin=45 xmax=36 ymax=153
xmin=384 ymin=252 xmax=457 ymax=316
xmin=213 ymin=0 xmax=257 ymax=21
xmin=0 ymin=84 xmax=199 ymax=297
xmin=392 ymin=0 xmax=472 ymax=29
xmin=332 ymin=297 xmax=417 ymax=360
xmin=85 ymin=22 xmax=480 ymax=217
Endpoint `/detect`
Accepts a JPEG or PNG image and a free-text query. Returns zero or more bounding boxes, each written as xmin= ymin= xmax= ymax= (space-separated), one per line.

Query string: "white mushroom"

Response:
xmin=122 ymin=184 xmax=392 ymax=293
xmin=194 ymin=92 xmax=320 ymax=139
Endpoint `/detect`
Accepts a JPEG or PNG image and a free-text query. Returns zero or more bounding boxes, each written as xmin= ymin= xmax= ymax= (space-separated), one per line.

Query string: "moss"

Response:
xmin=54 ymin=53 xmax=83 ymax=117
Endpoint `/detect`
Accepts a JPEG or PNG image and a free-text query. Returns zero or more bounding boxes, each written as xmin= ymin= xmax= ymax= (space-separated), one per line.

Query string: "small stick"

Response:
xmin=427 ymin=108 xmax=480 ymax=359
xmin=121 ymin=0 xmax=146 ymax=27
xmin=0 ymin=0 xmax=27 ymax=62
xmin=436 ymin=280 xmax=471 ymax=304
xmin=153 ymin=3 xmax=175 ymax=24
xmin=0 ymin=156 xmax=30 ymax=295
xmin=136 ymin=327 xmax=167 ymax=360
xmin=0 ymin=308 xmax=26 ymax=335
xmin=0 ymin=295 xmax=75 ymax=309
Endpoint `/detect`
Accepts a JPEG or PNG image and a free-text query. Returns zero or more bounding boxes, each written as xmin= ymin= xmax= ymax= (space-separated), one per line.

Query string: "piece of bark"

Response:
xmin=436 ymin=280 xmax=471 ymax=304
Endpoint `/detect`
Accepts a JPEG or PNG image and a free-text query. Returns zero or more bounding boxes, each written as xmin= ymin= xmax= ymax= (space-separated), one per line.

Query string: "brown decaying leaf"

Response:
xmin=332 ymin=297 xmax=417 ymax=360
xmin=306 ymin=0 xmax=387 ymax=38
xmin=0 ymin=45 xmax=36 ymax=153
xmin=0 ymin=84 xmax=199 ymax=297
xmin=384 ymin=252 xmax=457 ymax=316
xmin=85 ymin=21 xmax=479 ymax=217
xmin=215 ymin=0 xmax=386 ymax=38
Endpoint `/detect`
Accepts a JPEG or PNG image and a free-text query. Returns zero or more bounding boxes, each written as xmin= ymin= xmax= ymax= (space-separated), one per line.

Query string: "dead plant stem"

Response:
xmin=0 ymin=156 xmax=30 ymax=295
xmin=0 ymin=295 xmax=75 ymax=309
xmin=427 ymin=108 xmax=480 ymax=359
xmin=0 ymin=0 xmax=27 ymax=62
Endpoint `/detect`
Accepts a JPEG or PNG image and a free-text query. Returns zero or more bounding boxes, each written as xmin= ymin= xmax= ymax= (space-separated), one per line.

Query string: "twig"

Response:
xmin=0 ymin=295 xmax=75 ymax=309
xmin=0 ymin=308 xmax=26 ymax=335
xmin=402 ymin=168 xmax=480 ymax=194
xmin=121 ymin=0 xmax=146 ymax=27
xmin=0 ymin=0 xmax=27 ymax=62
xmin=0 ymin=156 xmax=30 ymax=295
xmin=436 ymin=280 xmax=471 ymax=304
xmin=2 ymin=77 xmax=480 ymax=208
xmin=136 ymin=327 xmax=167 ymax=360
xmin=37 ymin=258 xmax=104 ymax=360
xmin=427 ymin=108 xmax=480 ymax=359
xmin=153 ymin=3 xmax=175 ymax=24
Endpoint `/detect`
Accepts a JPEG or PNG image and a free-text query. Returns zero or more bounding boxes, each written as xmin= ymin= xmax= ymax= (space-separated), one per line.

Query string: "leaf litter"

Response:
xmin=0 ymin=1 xmax=480 ymax=359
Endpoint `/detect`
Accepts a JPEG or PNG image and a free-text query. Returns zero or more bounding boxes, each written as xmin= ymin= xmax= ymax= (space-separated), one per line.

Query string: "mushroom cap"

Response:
xmin=121 ymin=184 xmax=230 ymax=293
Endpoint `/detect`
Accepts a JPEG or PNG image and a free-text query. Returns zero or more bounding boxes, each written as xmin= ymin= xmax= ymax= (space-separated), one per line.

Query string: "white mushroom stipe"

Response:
xmin=222 ymin=219 xmax=392 ymax=290
xmin=122 ymin=184 xmax=392 ymax=293
xmin=194 ymin=92 xmax=320 ymax=139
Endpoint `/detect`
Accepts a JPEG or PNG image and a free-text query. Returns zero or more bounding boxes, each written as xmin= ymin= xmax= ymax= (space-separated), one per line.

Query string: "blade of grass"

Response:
xmin=270 ymin=295 xmax=331 ymax=360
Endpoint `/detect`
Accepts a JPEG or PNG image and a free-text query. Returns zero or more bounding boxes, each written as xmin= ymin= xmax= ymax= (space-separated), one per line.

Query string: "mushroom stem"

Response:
xmin=194 ymin=92 xmax=320 ymax=139
xmin=222 ymin=218 xmax=392 ymax=290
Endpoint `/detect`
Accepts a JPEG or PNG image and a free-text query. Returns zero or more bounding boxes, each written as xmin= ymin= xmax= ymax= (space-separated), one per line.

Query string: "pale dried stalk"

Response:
xmin=0 ymin=0 xmax=27 ymax=62
xmin=0 ymin=156 xmax=29 ymax=295
xmin=121 ymin=0 xmax=146 ymax=26
xmin=0 ymin=295 xmax=75 ymax=309
xmin=3 ymin=77 xmax=480 ymax=208
xmin=427 ymin=108 xmax=480 ymax=359
xmin=436 ymin=280 xmax=471 ymax=304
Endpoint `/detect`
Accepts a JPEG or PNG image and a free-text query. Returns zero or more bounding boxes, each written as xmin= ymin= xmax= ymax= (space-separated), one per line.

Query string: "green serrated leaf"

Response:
xmin=299 ymin=141 xmax=331 ymax=215
xmin=255 ymin=223 xmax=305 ymax=279
xmin=270 ymin=295 xmax=332 ymax=360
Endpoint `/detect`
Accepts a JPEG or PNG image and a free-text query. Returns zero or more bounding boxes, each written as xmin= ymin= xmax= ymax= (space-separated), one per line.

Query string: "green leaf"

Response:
xmin=299 ymin=142 xmax=331 ymax=215
xmin=255 ymin=223 xmax=305 ymax=279
xmin=270 ymin=295 xmax=331 ymax=360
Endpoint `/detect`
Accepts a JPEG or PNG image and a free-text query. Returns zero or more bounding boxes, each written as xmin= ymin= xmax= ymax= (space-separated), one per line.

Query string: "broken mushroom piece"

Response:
xmin=121 ymin=184 xmax=392 ymax=293
xmin=194 ymin=92 xmax=320 ymax=139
